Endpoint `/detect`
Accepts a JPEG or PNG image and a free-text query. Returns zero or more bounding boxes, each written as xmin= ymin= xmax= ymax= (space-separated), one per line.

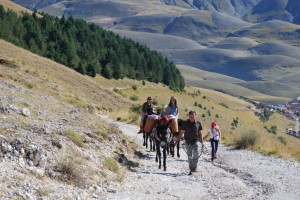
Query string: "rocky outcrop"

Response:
xmin=0 ymin=135 xmax=46 ymax=169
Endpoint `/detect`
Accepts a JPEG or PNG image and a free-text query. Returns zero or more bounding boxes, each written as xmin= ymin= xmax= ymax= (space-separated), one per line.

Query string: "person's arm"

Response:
xmin=217 ymin=128 xmax=221 ymax=140
xmin=198 ymin=129 xmax=203 ymax=144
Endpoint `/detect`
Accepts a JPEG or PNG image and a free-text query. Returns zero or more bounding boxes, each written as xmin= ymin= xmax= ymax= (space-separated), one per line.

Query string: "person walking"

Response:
xmin=209 ymin=122 xmax=221 ymax=162
xmin=175 ymin=111 xmax=204 ymax=175
xmin=138 ymin=97 xmax=154 ymax=133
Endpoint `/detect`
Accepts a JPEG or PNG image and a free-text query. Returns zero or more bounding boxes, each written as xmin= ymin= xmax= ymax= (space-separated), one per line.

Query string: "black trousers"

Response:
xmin=210 ymin=138 xmax=219 ymax=160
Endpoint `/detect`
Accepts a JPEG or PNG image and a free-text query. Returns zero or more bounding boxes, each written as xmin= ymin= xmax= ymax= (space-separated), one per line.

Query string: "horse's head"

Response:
xmin=155 ymin=118 xmax=171 ymax=148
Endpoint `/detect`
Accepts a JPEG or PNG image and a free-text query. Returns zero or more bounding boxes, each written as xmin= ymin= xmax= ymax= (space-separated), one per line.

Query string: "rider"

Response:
xmin=175 ymin=110 xmax=204 ymax=175
xmin=138 ymin=97 xmax=154 ymax=133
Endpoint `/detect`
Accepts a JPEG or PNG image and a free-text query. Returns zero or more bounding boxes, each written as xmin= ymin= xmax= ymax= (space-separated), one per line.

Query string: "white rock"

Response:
xmin=22 ymin=108 xmax=31 ymax=117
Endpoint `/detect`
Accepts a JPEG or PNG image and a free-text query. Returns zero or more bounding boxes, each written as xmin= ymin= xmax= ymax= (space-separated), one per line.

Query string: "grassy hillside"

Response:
xmin=94 ymin=74 xmax=300 ymax=162
xmin=0 ymin=36 xmax=299 ymax=165
xmin=0 ymin=39 xmax=130 ymax=111
xmin=0 ymin=0 xmax=35 ymax=15
xmin=9 ymin=0 xmax=300 ymax=102
xmin=177 ymin=65 xmax=292 ymax=104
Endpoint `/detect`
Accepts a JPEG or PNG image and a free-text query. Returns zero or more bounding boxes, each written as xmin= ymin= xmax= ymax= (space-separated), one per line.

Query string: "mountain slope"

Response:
xmin=9 ymin=0 xmax=300 ymax=102
xmin=244 ymin=0 xmax=300 ymax=24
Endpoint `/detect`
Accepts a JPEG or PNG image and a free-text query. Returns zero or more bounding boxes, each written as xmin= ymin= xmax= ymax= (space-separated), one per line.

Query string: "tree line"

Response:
xmin=0 ymin=6 xmax=185 ymax=90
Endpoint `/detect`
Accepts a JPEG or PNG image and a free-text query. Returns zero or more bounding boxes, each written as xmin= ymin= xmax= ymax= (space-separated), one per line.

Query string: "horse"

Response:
xmin=142 ymin=109 xmax=161 ymax=152
xmin=153 ymin=116 xmax=172 ymax=171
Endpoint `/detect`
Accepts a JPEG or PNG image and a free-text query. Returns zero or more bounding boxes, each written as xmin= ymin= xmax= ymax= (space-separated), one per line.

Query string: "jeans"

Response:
xmin=186 ymin=141 xmax=201 ymax=171
xmin=210 ymin=138 xmax=219 ymax=160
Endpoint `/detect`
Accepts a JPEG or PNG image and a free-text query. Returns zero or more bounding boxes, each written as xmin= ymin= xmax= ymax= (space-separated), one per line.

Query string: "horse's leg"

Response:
xmin=143 ymin=132 xmax=146 ymax=146
xmin=145 ymin=133 xmax=149 ymax=149
xmin=157 ymin=143 xmax=161 ymax=169
xmin=150 ymin=136 xmax=153 ymax=151
xmin=169 ymin=139 xmax=174 ymax=157
xmin=152 ymin=139 xmax=156 ymax=151
xmin=177 ymin=141 xmax=180 ymax=158
xmin=163 ymin=147 xmax=167 ymax=171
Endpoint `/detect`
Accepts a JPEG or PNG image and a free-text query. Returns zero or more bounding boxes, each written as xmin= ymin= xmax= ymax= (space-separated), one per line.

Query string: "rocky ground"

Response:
xmin=102 ymin=117 xmax=300 ymax=200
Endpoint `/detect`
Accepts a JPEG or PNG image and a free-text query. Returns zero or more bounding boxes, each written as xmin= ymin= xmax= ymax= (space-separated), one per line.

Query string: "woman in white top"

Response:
xmin=209 ymin=122 xmax=221 ymax=161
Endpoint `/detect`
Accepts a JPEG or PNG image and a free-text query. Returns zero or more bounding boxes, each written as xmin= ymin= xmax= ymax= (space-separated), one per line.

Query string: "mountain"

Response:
xmin=9 ymin=0 xmax=300 ymax=102
xmin=244 ymin=0 xmax=300 ymax=24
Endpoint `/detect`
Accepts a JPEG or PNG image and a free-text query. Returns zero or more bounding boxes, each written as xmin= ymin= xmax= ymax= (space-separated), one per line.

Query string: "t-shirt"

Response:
xmin=209 ymin=126 xmax=220 ymax=140
xmin=167 ymin=104 xmax=177 ymax=116
xmin=181 ymin=120 xmax=202 ymax=144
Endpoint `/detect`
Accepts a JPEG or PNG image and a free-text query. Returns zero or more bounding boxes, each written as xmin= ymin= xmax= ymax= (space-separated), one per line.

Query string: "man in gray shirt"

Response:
xmin=175 ymin=110 xmax=204 ymax=175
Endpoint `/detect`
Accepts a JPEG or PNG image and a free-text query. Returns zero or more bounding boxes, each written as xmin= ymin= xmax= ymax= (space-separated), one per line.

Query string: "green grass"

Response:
xmin=64 ymin=130 xmax=84 ymax=147
xmin=235 ymin=129 xmax=259 ymax=149
xmin=103 ymin=157 xmax=119 ymax=173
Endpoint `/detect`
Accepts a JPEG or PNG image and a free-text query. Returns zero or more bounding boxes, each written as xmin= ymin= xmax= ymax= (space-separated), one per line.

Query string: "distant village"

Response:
xmin=252 ymin=96 xmax=300 ymax=139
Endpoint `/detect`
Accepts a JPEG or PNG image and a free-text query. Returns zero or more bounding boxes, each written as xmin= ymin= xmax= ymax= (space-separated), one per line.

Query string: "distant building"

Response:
xmin=287 ymin=118 xmax=300 ymax=139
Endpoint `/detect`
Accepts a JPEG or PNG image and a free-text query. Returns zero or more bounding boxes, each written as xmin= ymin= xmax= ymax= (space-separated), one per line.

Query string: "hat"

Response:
xmin=211 ymin=122 xmax=217 ymax=128
xmin=147 ymin=97 xmax=152 ymax=100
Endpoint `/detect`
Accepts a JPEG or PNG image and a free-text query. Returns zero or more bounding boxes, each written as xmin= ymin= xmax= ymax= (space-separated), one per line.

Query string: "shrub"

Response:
xmin=215 ymin=114 xmax=219 ymax=118
xmin=202 ymin=114 xmax=205 ymax=117
xmin=207 ymin=110 xmax=211 ymax=116
xmin=194 ymin=102 xmax=198 ymax=106
xmin=259 ymin=108 xmax=274 ymax=122
xmin=219 ymin=102 xmax=229 ymax=108
xmin=142 ymin=80 xmax=146 ymax=85
xmin=130 ymin=95 xmax=138 ymax=101
xmin=64 ymin=130 xmax=84 ymax=147
xmin=53 ymin=153 xmax=86 ymax=187
xmin=103 ymin=157 xmax=119 ymax=173
xmin=152 ymin=98 xmax=158 ymax=106
xmin=235 ymin=130 xmax=258 ymax=149
xmin=202 ymin=96 xmax=207 ymax=99
xmin=231 ymin=117 xmax=239 ymax=128
xmin=130 ymin=104 xmax=141 ymax=113
xmin=198 ymin=104 xmax=202 ymax=108
xmin=22 ymin=102 xmax=30 ymax=107
xmin=270 ymin=126 xmax=277 ymax=134
xmin=132 ymin=85 xmax=137 ymax=90
xmin=278 ymin=136 xmax=287 ymax=145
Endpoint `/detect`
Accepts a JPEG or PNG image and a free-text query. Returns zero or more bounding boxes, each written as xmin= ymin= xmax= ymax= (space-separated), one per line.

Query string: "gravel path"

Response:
xmin=101 ymin=116 xmax=300 ymax=200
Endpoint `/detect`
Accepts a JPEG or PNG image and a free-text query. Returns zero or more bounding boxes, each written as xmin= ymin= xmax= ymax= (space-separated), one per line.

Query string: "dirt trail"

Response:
xmin=101 ymin=116 xmax=300 ymax=200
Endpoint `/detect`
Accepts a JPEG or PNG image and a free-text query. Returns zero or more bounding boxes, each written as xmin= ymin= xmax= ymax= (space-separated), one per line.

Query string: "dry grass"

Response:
xmin=63 ymin=129 xmax=84 ymax=147
xmin=53 ymin=151 xmax=88 ymax=187
xmin=0 ymin=0 xmax=36 ymax=15
xmin=0 ymin=40 xmax=130 ymax=114
xmin=97 ymin=75 xmax=300 ymax=161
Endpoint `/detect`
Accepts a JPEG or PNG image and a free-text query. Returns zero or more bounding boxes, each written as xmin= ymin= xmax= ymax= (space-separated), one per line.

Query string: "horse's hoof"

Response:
xmin=158 ymin=166 xmax=161 ymax=169
xmin=155 ymin=158 xmax=158 ymax=162
xmin=164 ymin=167 xmax=167 ymax=171
xmin=143 ymin=143 xmax=145 ymax=146
xmin=177 ymin=154 xmax=180 ymax=158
